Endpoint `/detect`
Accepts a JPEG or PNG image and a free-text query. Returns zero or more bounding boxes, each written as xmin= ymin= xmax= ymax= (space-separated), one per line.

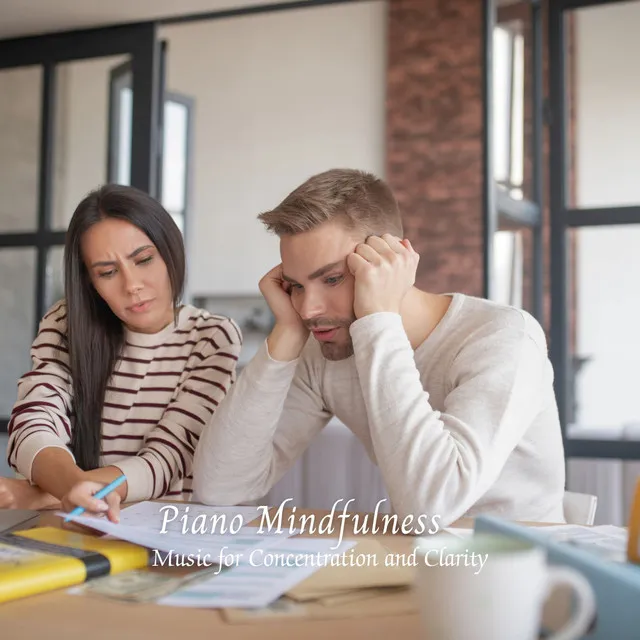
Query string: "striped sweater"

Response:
xmin=7 ymin=300 xmax=242 ymax=502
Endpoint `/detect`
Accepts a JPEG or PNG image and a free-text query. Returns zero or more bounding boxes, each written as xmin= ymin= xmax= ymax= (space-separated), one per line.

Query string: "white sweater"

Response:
xmin=193 ymin=294 xmax=566 ymax=525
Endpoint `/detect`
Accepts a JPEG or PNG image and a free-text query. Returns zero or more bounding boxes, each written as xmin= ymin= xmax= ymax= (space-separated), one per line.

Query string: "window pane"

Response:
xmin=45 ymin=246 xmax=65 ymax=312
xmin=493 ymin=0 xmax=531 ymax=201
xmin=509 ymin=31 xmax=524 ymax=200
xmin=491 ymin=230 xmax=524 ymax=309
xmin=568 ymin=226 xmax=640 ymax=434
xmin=162 ymin=100 xmax=189 ymax=219
xmin=0 ymin=66 xmax=41 ymax=232
xmin=0 ymin=249 xmax=36 ymax=416
xmin=493 ymin=26 xmax=512 ymax=185
xmin=51 ymin=55 xmax=130 ymax=230
xmin=116 ymin=87 xmax=133 ymax=187
xmin=567 ymin=1 xmax=640 ymax=208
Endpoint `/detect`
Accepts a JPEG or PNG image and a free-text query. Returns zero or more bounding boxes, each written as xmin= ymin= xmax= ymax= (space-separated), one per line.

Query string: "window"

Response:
xmin=493 ymin=24 xmax=525 ymax=201
xmin=108 ymin=61 xmax=193 ymax=238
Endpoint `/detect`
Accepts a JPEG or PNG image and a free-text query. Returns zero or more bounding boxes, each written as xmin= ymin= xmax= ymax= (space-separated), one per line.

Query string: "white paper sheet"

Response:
xmin=443 ymin=527 xmax=474 ymax=538
xmin=156 ymin=537 xmax=357 ymax=609
xmin=532 ymin=524 xmax=628 ymax=562
xmin=117 ymin=501 xmax=263 ymax=531
xmin=58 ymin=501 xmax=292 ymax=560
xmin=443 ymin=524 xmax=628 ymax=562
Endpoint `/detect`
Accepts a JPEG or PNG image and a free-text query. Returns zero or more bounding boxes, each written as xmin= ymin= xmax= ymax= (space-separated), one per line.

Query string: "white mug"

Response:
xmin=414 ymin=533 xmax=596 ymax=640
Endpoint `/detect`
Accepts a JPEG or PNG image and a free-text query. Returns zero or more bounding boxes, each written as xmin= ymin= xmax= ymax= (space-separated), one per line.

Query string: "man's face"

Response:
xmin=280 ymin=221 xmax=361 ymax=361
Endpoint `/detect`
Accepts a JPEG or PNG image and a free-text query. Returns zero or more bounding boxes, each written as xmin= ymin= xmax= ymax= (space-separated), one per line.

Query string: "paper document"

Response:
xmin=443 ymin=527 xmax=474 ymax=538
xmin=117 ymin=501 xmax=263 ymax=530
xmin=157 ymin=538 xmax=356 ymax=609
xmin=533 ymin=524 xmax=628 ymax=562
xmin=58 ymin=501 xmax=292 ymax=560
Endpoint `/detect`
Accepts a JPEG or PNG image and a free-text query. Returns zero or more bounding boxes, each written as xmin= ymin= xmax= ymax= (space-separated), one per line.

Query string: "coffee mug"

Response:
xmin=414 ymin=533 xmax=596 ymax=640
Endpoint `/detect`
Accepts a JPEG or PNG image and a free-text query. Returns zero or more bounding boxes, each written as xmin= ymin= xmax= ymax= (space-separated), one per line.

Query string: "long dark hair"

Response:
xmin=64 ymin=184 xmax=185 ymax=470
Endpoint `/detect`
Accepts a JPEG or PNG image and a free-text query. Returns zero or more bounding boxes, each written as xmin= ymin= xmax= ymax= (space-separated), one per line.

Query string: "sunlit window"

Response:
xmin=493 ymin=24 xmax=525 ymax=200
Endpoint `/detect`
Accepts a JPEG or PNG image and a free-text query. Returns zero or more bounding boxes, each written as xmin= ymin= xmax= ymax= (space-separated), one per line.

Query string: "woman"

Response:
xmin=1 ymin=184 xmax=242 ymax=521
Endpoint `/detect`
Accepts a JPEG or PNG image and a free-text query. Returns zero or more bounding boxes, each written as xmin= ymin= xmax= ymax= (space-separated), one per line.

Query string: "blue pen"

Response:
xmin=63 ymin=474 xmax=127 ymax=522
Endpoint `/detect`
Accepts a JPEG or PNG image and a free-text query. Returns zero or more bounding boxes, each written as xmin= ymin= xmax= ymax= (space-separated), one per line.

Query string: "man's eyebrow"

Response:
xmin=308 ymin=261 xmax=344 ymax=280
xmin=282 ymin=274 xmax=299 ymax=284
xmin=90 ymin=245 xmax=153 ymax=268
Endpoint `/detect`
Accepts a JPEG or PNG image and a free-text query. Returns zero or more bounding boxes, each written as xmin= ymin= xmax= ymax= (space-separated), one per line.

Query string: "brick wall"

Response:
xmin=386 ymin=0 xmax=485 ymax=296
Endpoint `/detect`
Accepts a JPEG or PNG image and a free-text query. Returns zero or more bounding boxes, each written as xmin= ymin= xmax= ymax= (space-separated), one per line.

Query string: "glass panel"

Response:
xmin=162 ymin=99 xmax=189 ymax=236
xmin=568 ymin=225 xmax=640 ymax=435
xmin=567 ymin=1 xmax=640 ymax=209
xmin=0 ymin=66 xmax=41 ymax=232
xmin=108 ymin=64 xmax=133 ymax=186
xmin=51 ymin=55 xmax=130 ymax=230
xmin=0 ymin=249 xmax=36 ymax=416
xmin=492 ymin=229 xmax=524 ymax=309
xmin=490 ymin=217 xmax=535 ymax=314
xmin=45 ymin=246 xmax=65 ymax=312
xmin=493 ymin=2 xmax=531 ymax=202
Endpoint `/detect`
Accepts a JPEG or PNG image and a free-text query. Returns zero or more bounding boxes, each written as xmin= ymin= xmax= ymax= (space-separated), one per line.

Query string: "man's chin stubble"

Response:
xmin=319 ymin=341 xmax=354 ymax=361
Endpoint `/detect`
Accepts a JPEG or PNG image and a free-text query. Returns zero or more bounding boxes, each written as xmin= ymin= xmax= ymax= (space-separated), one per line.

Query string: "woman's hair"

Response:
xmin=64 ymin=184 xmax=185 ymax=470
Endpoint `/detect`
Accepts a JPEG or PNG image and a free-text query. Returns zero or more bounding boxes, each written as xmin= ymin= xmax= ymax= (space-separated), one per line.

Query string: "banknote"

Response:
xmin=78 ymin=566 xmax=228 ymax=602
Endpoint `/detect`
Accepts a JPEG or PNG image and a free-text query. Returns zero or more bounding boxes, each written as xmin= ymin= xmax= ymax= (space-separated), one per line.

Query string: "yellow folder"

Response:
xmin=0 ymin=526 xmax=149 ymax=604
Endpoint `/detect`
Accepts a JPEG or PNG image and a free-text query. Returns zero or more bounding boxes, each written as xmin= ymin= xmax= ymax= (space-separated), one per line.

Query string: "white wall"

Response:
xmin=160 ymin=1 xmax=387 ymax=295
xmin=574 ymin=1 xmax=640 ymax=429
xmin=35 ymin=2 xmax=386 ymax=297
xmin=51 ymin=55 xmax=128 ymax=230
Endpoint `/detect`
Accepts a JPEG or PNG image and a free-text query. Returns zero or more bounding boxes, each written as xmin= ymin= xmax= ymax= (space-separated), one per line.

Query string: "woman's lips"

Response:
xmin=129 ymin=300 xmax=153 ymax=313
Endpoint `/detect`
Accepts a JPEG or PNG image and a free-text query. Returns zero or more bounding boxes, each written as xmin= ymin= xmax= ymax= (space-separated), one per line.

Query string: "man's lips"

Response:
xmin=311 ymin=327 xmax=339 ymax=341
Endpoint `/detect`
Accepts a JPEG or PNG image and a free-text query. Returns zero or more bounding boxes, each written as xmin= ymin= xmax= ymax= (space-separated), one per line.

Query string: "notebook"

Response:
xmin=0 ymin=526 xmax=149 ymax=604
xmin=0 ymin=509 xmax=39 ymax=534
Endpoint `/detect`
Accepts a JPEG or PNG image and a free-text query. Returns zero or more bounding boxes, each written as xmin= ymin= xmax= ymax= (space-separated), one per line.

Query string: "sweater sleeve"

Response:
xmin=114 ymin=318 xmax=243 ymax=502
xmin=350 ymin=311 xmax=552 ymax=525
xmin=7 ymin=302 xmax=76 ymax=480
xmin=192 ymin=340 xmax=332 ymax=506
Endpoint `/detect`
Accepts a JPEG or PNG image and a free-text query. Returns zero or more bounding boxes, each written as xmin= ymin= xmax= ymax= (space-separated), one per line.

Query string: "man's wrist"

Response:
xmin=27 ymin=485 xmax=61 ymax=510
xmin=267 ymin=323 xmax=308 ymax=362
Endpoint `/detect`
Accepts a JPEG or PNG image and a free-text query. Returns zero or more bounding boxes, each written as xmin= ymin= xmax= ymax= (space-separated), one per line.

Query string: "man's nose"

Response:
xmin=298 ymin=290 xmax=325 ymax=321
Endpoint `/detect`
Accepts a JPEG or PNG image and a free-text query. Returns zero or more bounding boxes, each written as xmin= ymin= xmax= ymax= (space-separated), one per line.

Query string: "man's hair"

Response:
xmin=258 ymin=168 xmax=403 ymax=237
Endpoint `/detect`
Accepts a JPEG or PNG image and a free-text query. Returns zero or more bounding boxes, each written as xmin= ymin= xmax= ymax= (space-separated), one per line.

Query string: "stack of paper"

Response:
xmin=158 ymin=537 xmax=356 ymax=609
xmin=62 ymin=502 xmax=290 ymax=561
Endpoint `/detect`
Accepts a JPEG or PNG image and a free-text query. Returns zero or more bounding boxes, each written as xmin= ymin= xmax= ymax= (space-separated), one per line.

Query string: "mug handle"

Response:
xmin=543 ymin=566 xmax=596 ymax=640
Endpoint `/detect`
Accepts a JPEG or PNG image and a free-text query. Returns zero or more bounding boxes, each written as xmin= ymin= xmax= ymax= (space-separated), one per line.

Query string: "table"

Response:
xmin=0 ymin=506 xmax=455 ymax=639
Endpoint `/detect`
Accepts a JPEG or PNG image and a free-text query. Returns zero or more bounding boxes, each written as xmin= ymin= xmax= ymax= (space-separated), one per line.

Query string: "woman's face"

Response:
xmin=81 ymin=217 xmax=174 ymax=334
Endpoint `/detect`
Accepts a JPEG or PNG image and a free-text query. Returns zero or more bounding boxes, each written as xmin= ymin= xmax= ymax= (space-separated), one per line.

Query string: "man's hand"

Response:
xmin=0 ymin=477 xmax=60 ymax=510
xmin=61 ymin=480 xmax=122 ymax=524
xmin=260 ymin=264 xmax=309 ymax=361
xmin=347 ymin=234 xmax=419 ymax=319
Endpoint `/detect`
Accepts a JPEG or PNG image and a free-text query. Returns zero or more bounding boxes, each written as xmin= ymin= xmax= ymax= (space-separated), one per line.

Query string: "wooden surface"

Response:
xmin=0 ymin=506 xmax=454 ymax=639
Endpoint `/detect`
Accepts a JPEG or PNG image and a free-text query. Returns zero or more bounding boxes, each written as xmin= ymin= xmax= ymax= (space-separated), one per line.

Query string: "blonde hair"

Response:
xmin=258 ymin=168 xmax=403 ymax=237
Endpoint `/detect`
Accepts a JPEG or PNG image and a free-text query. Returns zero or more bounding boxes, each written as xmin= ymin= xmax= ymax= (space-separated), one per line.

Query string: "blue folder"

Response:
xmin=473 ymin=515 xmax=640 ymax=639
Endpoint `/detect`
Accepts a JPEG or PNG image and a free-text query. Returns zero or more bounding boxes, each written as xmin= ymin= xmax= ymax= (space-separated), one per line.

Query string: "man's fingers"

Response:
xmin=379 ymin=233 xmax=408 ymax=254
xmin=365 ymin=235 xmax=398 ymax=259
xmin=355 ymin=243 xmax=383 ymax=265
xmin=346 ymin=252 xmax=369 ymax=275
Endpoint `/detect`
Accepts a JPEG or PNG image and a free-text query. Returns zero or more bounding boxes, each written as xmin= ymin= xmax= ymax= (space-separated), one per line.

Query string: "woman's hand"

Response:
xmin=61 ymin=480 xmax=122 ymax=523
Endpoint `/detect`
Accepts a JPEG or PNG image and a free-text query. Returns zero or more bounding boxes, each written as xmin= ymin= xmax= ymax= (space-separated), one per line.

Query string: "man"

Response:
xmin=193 ymin=168 xmax=566 ymax=524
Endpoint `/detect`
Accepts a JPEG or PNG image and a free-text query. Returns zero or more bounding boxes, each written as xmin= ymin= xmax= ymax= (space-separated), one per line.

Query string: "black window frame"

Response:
xmin=0 ymin=22 xmax=161 ymax=434
xmin=548 ymin=0 xmax=640 ymax=460
xmin=483 ymin=0 xmax=545 ymax=321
